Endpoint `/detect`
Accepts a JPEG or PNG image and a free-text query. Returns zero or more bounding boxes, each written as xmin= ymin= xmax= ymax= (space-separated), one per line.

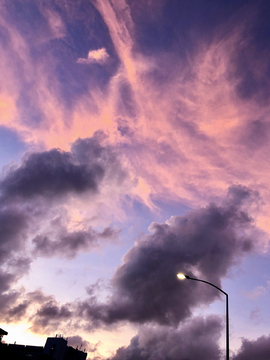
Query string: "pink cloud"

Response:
xmin=77 ymin=48 xmax=109 ymax=65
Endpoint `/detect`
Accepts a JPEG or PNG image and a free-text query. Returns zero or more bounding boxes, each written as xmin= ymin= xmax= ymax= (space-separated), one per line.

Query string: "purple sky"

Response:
xmin=1 ymin=0 xmax=270 ymax=359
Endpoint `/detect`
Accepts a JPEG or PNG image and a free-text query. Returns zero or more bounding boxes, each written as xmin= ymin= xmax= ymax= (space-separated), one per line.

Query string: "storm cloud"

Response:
xmin=0 ymin=131 xmax=125 ymax=201
xmin=78 ymin=185 xmax=259 ymax=327
xmin=1 ymin=149 xmax=104 ymax=199
xmin=108 ymin=316 xmax=222 ymax=360
xmin=233 ymin=335 xmax=270 ymax=360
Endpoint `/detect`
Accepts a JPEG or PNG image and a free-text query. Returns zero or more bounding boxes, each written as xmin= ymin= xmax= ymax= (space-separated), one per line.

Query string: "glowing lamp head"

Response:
xmin=177 ymin=273 xmax=186 ymax=280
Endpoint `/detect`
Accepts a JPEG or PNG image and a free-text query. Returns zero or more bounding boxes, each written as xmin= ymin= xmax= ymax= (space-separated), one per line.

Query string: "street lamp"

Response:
xmin=177 ymin=273 xmax=229 ymax=360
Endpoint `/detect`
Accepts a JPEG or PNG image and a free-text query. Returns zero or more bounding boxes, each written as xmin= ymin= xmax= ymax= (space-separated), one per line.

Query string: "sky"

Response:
xmin=1 ymin=0 xmax=270 ymax=359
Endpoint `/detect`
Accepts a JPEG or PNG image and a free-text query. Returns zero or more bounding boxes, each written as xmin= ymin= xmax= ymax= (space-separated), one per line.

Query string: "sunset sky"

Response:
xmin=1 ymin=0 xmax=270 ymax=359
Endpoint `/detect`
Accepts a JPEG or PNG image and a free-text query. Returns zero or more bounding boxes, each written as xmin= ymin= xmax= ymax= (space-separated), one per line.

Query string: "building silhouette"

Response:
xmin=43 ymin=336 xmax=87 ymax=360
xmin=0 ymin=330 xmax=87 ymax=360
xmin=0 ymin=328 xmax=8 ymax=343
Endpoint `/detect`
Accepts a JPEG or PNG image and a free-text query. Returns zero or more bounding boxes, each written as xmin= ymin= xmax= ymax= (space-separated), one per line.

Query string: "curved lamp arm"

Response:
xmin=177 ymin=273 xmax=229 ymax=360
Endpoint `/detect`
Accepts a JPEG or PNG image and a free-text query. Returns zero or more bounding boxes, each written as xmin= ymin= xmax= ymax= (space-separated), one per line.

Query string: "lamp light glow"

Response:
xmin=177 ymin=273 xmax=186 ymax=280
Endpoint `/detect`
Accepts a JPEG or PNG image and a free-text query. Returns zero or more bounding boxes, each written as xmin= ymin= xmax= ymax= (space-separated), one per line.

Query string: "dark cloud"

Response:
xmin=0 ymin=209 xmax=28 ymax=261
xmin=4 ymin=289 xmax=87 ymax=335
xmin=0 ymin=133 xmax=125 ymax=323
xmin=99 ymin=226 xmax=120 ymax=239
xmin=233 ymin=335 xmax=270 ymax=360
xmin=37 ymin=301 xmax=72 ymax=319
xmin=0 ymin=196 xmax=47 ymax=320
xmin=0 ymin=262 xmax=31 ymax=321
xmin=1 ymin=148 xmax=104 ymax=200
xmin=1 ymin=289 xmax=73 ymax=334
xmin=0 ymin=270 xmax=21 ymax=317
xmin=31 ymin=298 xmax=72 ymax=334
xmin=32 ymin=226 xmax=119 ymax=258
xmin=0 ymin=132 xmax=124 ymax=259
xmin=1 ymin=185 xmax=261 ymax=339
xmin=85 ymin=278 xmax=108 ymax=297
xmin=71 ymin=131 xmax=127 ymax=186
xmin=67 ymin=335 xmax=91 ymax=351
xmin=0 ymin=259 xmax=31 ymax=297
xmin=0 ymin=289 xmax=21 ymax=316
xmin=0 ymin=134 xmax=124 ymax=316
xmin=32 ymin=231 xmax=97 ymax=258
xmin=0 ymin=131 xmax=126 ymax=203
xmin=6 ymin=301 xmax=29 ymax=322
xmin=79 ymin=185 xmax=258 ymax=327
xmin=0 ymin=271 xmax=16 ymax=295
xmin=0 ymin=206 xmax=32 ymax=317
xmin=109 ymin=316 xmax=222 ymax=360
xmin=67 ymin=335 xmax=101 ymax=355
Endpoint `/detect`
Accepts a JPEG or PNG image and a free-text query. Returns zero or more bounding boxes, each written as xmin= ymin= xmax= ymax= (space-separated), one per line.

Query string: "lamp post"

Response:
xmin=177 ymin=273 xmax=229 ymax=360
